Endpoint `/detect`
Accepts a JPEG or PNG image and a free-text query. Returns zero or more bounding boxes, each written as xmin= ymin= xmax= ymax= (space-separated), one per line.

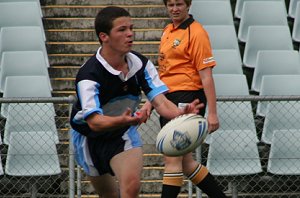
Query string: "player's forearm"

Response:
xmin=87 ymin=113 xmax=129 ymax=132
xmin=151 ymin=94 xmax=183 ymax=119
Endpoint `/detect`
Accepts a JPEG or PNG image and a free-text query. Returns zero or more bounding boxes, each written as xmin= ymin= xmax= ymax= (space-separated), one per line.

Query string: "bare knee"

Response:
xmin=120 ymin=175 xmax=141 ymax=197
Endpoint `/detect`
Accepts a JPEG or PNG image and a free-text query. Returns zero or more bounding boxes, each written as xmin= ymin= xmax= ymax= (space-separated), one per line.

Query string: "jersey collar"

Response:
xmin=176 ymin=15 xmax=194 ymax=30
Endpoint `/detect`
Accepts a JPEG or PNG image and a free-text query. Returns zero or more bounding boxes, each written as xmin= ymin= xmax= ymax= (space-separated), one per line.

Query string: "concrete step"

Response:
xmin=45 ymin=28 xmax=163 ymax=41
xmin=42 ymin=5 xmax=167 ymax=18
xmin=40 ymin=0 xmax=164 ymax=6
xmin=48 ymin=53 xmax=158 ymax=66
xmin=43 ymin=17 xmax=170 ymax=29
xmin=46 ymin=41 xmax=160 ymax=54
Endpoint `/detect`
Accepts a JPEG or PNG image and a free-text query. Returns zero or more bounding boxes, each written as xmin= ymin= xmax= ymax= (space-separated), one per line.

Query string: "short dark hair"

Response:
xmin=163 ymin=0 xmax=192 ymax=6
xmin=94 ymin=6 xmax=130 ymax=43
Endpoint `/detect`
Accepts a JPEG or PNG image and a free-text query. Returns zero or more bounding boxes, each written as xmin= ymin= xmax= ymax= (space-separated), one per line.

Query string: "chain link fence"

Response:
xmin=0 ymin=96 xmax=300 ymax=197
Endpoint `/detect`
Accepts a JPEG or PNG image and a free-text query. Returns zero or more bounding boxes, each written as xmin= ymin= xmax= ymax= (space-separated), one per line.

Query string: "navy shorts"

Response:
xmin=159 ymin=90 xmax=207 ymax=127
xmin=71 ymin=126 xmax=143 ymax=176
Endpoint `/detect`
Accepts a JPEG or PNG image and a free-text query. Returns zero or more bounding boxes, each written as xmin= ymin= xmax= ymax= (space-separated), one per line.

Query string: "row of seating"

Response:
xmin=0 ymin=1 xmax=61 ymax=196
xmin=205 ymin=74 xmax=300 ymax=197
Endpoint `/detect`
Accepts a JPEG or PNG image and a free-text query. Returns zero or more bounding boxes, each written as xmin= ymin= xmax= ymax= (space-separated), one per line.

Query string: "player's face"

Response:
xmin=105 ymin=17 xmax=134 ymax=54
xmin=166 ymin=0 xmax=190 ymax=26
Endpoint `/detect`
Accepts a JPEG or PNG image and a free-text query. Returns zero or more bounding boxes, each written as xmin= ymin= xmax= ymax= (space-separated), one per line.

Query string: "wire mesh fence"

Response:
xmin=0 ymin=96 xmax=300 ymax=197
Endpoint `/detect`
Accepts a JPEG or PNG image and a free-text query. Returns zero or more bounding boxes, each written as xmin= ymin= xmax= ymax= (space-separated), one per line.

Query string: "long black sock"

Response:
xmin=196 ymin=173 xmax=227 ymax=198
xmin=161 ymin=184 xmax=181 ymax=198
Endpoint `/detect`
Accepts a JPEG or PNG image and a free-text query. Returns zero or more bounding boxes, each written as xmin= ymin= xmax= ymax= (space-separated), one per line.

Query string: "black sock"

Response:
xmin=196 ymin=173 xmax=227 ymax=198
xmin=161 ymin=184 xmax=181 ymax=198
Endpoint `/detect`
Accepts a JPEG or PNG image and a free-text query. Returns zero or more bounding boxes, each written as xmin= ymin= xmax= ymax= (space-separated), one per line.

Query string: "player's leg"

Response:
xmin=110 ymin=147 xmax=143 ymax=198
xmin=161 ymin=156 xmax=184 ymax=198
xmin=183 ymin=153 xmax=226 ymax=198
xmin=88 ymin=174 xmax=119 ymax=198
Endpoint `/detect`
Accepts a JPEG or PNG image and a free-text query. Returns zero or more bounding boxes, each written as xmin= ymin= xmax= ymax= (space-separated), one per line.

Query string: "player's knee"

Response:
xmin=122 ymin=177 xmax=141 ymax=196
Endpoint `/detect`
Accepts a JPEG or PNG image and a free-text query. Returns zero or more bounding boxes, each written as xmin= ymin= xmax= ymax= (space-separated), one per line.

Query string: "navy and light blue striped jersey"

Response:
xmin=70 ymin=47 xmax=168 ymax=138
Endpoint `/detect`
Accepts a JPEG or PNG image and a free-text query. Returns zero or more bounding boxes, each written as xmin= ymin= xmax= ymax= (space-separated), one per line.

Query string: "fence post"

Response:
xmin=69 ymin=99 xmax=75 ymax=198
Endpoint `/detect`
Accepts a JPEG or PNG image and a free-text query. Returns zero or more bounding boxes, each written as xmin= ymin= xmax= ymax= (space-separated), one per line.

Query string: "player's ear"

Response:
xmin=99 ymin=32 xmax=108 ymax=43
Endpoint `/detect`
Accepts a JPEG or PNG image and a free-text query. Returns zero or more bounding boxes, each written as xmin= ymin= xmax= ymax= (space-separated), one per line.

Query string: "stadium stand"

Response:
xmin=189 ymin=0 xmax=234 ymax=25
xmin=235 ymin=0 xmax=286 ymax=19
xmin=288 ymin=0 xmax=300 ymax=18
xmin=251 ymin=50 xmax=300 ymax=93
xmin=256 ymin=75 xmax=300 ymax=117
xmin=262 ymin=100 xmax=300 ymax=144
xmin=268 ymin=129 xmax=300 ymax=175
xmin=0 ymin=26 xmax=49 ymax=67
xmin=238 ymin=1 xmax=288 ymax=42
xmin=212 ymin=49 xmax=243 ymax=74
xmin=292 ymin=2 xmax=300 ymax=42
xmin=0 ymin=1 xmax=45 ymax=40
xmin=0 ymin=51 xmax=52 ymax=92
xmin=243 ymin=26 xmax=294 ymax=68
xmin=0 ymin=0 xmax=42 ymax=16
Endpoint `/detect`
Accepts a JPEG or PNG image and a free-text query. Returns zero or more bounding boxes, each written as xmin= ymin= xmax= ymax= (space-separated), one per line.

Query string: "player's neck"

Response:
xmin=100 ymin=47 xmax=128 ymax=72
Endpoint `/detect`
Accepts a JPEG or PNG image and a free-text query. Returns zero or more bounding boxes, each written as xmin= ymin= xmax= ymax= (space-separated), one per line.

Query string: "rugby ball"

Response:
xmin=156 ymin=114 xmax=208 ymax=156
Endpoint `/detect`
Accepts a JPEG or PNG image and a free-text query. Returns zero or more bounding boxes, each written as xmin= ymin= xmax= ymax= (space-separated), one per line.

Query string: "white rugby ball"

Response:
xmin=156 ymin=114 xmax=208 ymax=156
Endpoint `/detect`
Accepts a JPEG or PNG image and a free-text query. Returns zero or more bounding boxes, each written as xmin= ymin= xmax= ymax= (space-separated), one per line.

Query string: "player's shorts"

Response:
xmin=159 ymin=90 xmax=207 ymax=127
xmin=71 ymin=126 xmax=143 ymax=176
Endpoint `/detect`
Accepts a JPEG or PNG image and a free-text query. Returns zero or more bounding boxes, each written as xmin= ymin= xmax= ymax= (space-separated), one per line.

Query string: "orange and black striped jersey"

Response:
xmin=158 ymin=15 xmax=216 ymax=93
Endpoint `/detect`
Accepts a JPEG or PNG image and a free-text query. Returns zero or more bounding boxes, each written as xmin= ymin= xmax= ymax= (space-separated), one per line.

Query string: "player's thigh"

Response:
xmin=88 ymin=174 xmax=119 ymax=197
xmin=110 ymin=147 xmax=143 ymax=183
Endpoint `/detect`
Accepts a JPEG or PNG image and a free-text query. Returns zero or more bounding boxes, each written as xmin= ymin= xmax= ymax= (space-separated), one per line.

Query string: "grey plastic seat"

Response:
xmin=235 ymin=0 xmax=286 ymax=19
xmin=0 ymin=136 xmax=3 ymax=175
xmin=1 ymin=76 xmax=54 ymax=119
xmin=0 ymin=26 xmax=49 ymax=67
xmin=0 ymin=2 xmax=45 ymax=40
xmin=0 ymin=0 xmax=42 ymax=17
xmin=0 ymin=51 xmax=52 ymax=92
xmin=243 ymin=26 xmax=293 ymax=68
xmin=267 ymin=129 xmax=300 ymax=175
xmin=5 ymin=131 xmax=61 ymax=176
xmin=203 ymin=25 xmax=240 ymax=52
xmin=238 ymin=1 xmax=288 ymax=42
xmin=207 ymin=129 xmax=262 ymax=175
xmin=262 ymin=101 xmax=300 ymax=144
xmin=212 ymin=49 xmax=243 ymax=74
xmin=205 ymin=74 xmax=258 ymax=144
xmin=256 ymin=75 xmax=300 ymax=117
xmin=189 ymin=1 xmax=234 ymax=25
xmin=288 ymin=0 xmax=300 ymax=18
xmin=292 ymin=2 xmax=300 ymax=42
xmin=251 ymin=50 xmax=300 ymax=93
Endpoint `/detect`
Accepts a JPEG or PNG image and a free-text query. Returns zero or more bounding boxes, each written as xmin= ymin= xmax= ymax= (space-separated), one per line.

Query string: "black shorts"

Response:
xmin=159 ymin=90 xmax=207 ymax=128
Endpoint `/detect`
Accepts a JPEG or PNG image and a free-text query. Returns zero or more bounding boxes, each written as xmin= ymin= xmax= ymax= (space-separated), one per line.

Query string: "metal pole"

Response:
xmin=68 ymin=98 xmax=75 ymax=198
xmin=196 ymin=146 xmax=202 ymax=198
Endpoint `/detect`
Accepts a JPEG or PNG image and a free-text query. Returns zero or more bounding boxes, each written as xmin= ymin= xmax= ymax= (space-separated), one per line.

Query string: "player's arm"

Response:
xmin=151 ymin=94 xmax=203 ymax=120
xmin=199 ymin=67 xmax=219 ymax=133
xmin=86 ymin=109 xmax=142 ymax=132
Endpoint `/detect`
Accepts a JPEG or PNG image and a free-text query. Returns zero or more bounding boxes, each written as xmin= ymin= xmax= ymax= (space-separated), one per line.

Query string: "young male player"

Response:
xmin=70 ymin=6 xmax=203 ymax=198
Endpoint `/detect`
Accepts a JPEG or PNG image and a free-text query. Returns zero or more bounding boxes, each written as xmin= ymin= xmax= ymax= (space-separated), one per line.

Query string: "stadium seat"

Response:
xmin=0 ymin=2 xmax=45 ymax=40
xmin=256 ymin=75 xmax=300 ymax=117
xmin=4 ymin=103 xmax=58 ymax=145
xmin=243 ymin=26 xmax=294 ymax=68
xmin=205 ymin=74 xmax=258 ymax=144
xmin=235 ymin=0 xmax=286 ymax=19
xmin=238 ymin=1 xmax=288 ymax=42
xmin=0 ymin=137 xmax=3 ymax=175
xmin=189 ymin=1 xmax=234 ymax=25
xmin=292 ymin=2 xmax=300 ymax=42
xmin=0 ymin=26 xmax=49 ymax=67
xmin=261 ymin=101 xmax=300 ymax=144
xmin=288 ymin=0 xmax=300 ymax=18
xmin=267 ymin=129 xmax=300 ymax=175
xmin=206 ymin=129 xmax=262 ymax=197
xmin=1 ymin=76 xmax=54 ymax=119
xmin=5 ymin=131 xmax=61 ymax=197
xmin=212 ymin=49 xmax=243 ymax=74
xmin=0 ymin=0 xmax=42 ymax=17
xmin=203 ymin=25 xmax=240 ymax=52
xmin=0 ymin=51 xmax=52 ymax=92
xmin=251 ymin=50 xmax=300 ymax=93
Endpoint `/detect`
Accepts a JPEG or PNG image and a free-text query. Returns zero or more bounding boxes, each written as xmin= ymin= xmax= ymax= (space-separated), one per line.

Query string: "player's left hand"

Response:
xmin=207 ymin=113 xmax=219 ymax=133
xmin=183 ymin=99 xmax=205 ymax=114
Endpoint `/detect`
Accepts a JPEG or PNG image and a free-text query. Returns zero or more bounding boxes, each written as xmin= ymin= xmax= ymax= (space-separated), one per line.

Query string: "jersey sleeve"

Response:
xmin=189 ymin=25 xmax=216 ymax=71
